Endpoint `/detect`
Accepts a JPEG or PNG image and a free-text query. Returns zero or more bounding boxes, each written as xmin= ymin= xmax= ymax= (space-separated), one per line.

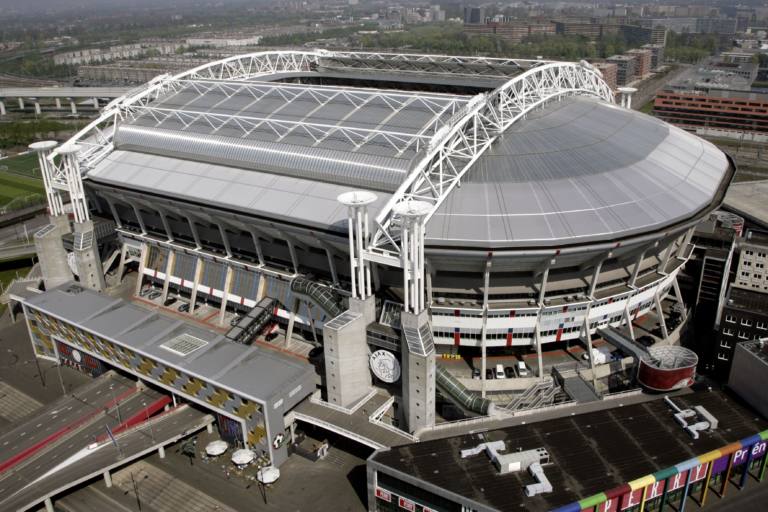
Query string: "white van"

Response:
xmin=516 ymin=361 xmax=529 ymax=377
xmin=495 ymin=364 xmax=506 ymax=379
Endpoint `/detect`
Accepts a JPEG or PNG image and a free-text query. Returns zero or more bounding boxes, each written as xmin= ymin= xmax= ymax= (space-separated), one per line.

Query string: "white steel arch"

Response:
xmin=43 ymin=51 xmax=607 ymax=230
xmin=363 ymin=61 xmax=615 ymax=267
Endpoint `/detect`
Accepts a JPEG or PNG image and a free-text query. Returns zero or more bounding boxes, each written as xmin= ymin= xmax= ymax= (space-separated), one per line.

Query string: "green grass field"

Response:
xmin=0 ymin=153 xmax=41 ymax=178
xmin=0 ymin=171 xmax=45 ymax=207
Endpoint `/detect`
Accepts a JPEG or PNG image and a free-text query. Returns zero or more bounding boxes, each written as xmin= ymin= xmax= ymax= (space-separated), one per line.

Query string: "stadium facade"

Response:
xmin=26 ymin=50 xmax=733 ymax=436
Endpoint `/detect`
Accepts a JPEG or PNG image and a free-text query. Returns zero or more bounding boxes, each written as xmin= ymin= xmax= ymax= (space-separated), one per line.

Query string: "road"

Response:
xmin=0 ymin=372 xmax=134 ymax=466
xmin=0 ymin=382 xmax=165 ymax=504
xmin=0 ymin=406 xmax=213 ymax=512
xmin=631 ymin=64 xmax=691 ymax=111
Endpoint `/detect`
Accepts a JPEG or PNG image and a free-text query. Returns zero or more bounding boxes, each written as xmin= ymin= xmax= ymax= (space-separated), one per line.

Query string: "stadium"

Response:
xmin=26 ymin=50 xmax=734 ymax=435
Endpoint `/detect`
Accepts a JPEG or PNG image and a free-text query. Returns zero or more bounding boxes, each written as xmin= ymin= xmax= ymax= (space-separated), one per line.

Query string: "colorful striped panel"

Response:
xmin=552 ymin=429 xmax=768 ymax=511
xmin=577 ymin=493 xmax=608 ymax=509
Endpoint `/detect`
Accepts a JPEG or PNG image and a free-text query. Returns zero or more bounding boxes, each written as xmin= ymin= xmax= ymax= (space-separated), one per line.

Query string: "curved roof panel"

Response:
xmin=427 ymin=96 xmax=731 ymax=248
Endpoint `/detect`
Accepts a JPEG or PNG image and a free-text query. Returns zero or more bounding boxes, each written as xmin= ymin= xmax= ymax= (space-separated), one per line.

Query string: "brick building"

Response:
xmin=653 ymin=91 xmax=768 ymax=134
xmin=626 ymin=48 xmax=653 ymax=78
xmin=592 ymin=62 xmax=618 ymax=90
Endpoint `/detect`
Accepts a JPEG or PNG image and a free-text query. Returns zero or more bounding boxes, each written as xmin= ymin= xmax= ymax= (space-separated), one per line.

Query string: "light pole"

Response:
xmin=142 ymin=401 xmax=155 ymax=443
xmin=110 ymin=384 xmax=122 ymax=424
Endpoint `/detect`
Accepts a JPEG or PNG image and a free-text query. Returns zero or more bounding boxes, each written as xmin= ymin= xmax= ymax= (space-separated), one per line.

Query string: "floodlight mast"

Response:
xmin=338 ymin=191 xmax=378 ymax=300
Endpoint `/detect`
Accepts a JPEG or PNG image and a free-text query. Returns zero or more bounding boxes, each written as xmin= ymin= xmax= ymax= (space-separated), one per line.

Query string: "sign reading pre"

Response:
xmin=369 ymin=350 xmax=401 ymax=383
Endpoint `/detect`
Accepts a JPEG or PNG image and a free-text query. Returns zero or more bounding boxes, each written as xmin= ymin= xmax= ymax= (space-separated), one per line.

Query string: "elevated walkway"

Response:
xmin=290 ymin=277 xmax=344 ymax=319
xmin=289 ymin=392 xmax=415 ymax=449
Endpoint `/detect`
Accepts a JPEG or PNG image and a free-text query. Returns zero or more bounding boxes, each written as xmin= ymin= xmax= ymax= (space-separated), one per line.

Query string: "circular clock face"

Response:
xmin=369 ymin=350 xmax=401 ymax=383
xmin=72 ymin=349 xmax=82 ymax=363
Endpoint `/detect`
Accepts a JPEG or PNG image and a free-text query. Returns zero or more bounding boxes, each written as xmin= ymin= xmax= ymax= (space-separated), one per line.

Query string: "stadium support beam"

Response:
xmin=588 ymin=252 xmax=611 ymax=299
xmin=218 ymin=265 xmax=234 ymax=326
xmin=247 ymin=228 xmax=266 ymax=267
xmin=217 ymin=223 xmax=232 ymax=258
xmin=104 ymin=196 xmax=122 ymax=229
xmin=480 ymin=254 xmax=492 ymax=398
xmin=628 ymin=250 xmax=646 ymax=289
xmin=581 ymin=303 xmax=598 ymax=392
xmin=186 ymin=216 xmax=202 ymax=250
xmin=624 ymin=301 xmax=636 ymax=341
xmin=654 ymin=290 xmax=669 ymax=339
xmin=189 ymin=257 xmax=204 ymax=312
xmin=676 ymin=227 xmax=695 ymax=259
xmin=160 ymin=250 xmax=176 ymax=305
xmin=158 ymin=209 xmax=175 ymax=243
xmin=135 ymin=243 xmax=148 ymax=296
xmin=534 ymin=310 xmax=544 ymax=379
xmin=130 ymin=203 xmax=148 ymax=235
xmin=672 ymin=275 xmax=687 ymax=322
xmin=658 ymin=241 xmax=676 ymax=275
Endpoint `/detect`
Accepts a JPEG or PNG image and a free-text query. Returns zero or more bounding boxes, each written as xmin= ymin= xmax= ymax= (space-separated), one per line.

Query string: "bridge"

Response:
xmin=0 ymin=86 xmax=132 ymax=115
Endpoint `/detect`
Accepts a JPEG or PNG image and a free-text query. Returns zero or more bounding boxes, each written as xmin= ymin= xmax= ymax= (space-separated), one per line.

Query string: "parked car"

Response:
xmin=472 ymin=368 xmax=481 ymax=380
xmin=139 ymin=286 xmax=153 ymax=297
xmin=229 ymin=315 xmax=241 ymax=326
xmin=504 ymin=366 xmax=515 ymax=378
xmin=516 ymin=361 xmax=529 ymax=377
xmin=265 ymin=331 xmax=279 ymax=342
xmin=163 ymin=297 xmax=177 ymax=307
xmin=485 ymin=369 xmax=494 ymax=380
xmin=178 ymin=302 xmax=190 ymax=313
xmin=147 ymin=290 xmax=161 ymax=300
xmin=495 ymin=364 xmax=506 ymax=379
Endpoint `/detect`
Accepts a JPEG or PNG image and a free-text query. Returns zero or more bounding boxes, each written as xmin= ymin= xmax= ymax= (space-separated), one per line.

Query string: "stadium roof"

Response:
xmin=82 ymin=51 xmax=732 ymax=250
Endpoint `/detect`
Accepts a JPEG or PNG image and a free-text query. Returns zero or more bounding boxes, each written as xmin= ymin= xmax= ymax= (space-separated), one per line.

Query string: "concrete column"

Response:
xmin=103 ymin=470 xmax=112 ymax=488
xmin=189 ymin=257 xmax=203 ymax=311
xmin=135 ymin=243 xmax=148 ymax=296
xmin=18 ymin=97 xmax=24 ymax=109
xmin=629 ymin=251 xmax=646 ymax=289
xmin=34 ymin=223 xmax=72 ymax=290
xmin=70 ymin=101 xmax=77 ymax=115
xmin=654 ymin=291 xmax=669 ymax=339
xmin=158 ymin=445 xmax=165 ymax=459
xmin=284 ymin=297 xmax=300 ymax=345
xmin=286 ymin=239 xmax=299 ymax=274
xmin=672 ymin=276 xmax=687 ymax=322
xmin=400 ymin=310 xmax=436 ymax=433
xmin=538 ymin=265 xmax=550 ymax=304
xmin=624 ymin=302 xmax=636 ymax=340
xmin=206 ymin=422 xmax=213 ymax=434
xmin=324 ymin=306 xmax=372 ymax=408
xmin=34 ymin=102 xmax=41 ymax=115
xmin=480 ymin=257 xmax=491 ymax=398
xmin=92 ymin=97 xmax=99 ymax=109
xmin=55 ymin=98 xmax=61 ymax=109
xmin=0 ymin=101 xmax=5 ymax=116
xmin=160 ymin=250 xmax=176 ymax=304
xmin=44 ymin=497 xmax=54 ymax=512
xmin=218 ymin=265 xmax=234 ymax=325
xmin=73 ymin=219 xmax=107 ymax=292
xmin=116 ymin=243 xmax=128 ymax=283
xmin=534 ymin=315 xmax=544 ymax=379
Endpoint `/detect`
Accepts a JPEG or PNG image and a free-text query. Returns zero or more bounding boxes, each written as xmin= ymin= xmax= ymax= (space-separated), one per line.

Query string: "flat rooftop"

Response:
xmin=23 ymin=284 xmax=314 ymax=405
xmin=724 ymin=179 xmax=768 ymax=230
xmin=370 ymin=390 xmax=767 ymax=512
xmin=726 ymin=286 xmax=768 ymax=313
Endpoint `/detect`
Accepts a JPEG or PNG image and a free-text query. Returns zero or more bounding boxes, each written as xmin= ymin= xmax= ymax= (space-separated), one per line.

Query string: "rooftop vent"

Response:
xmin=160 ymin=333 xmax=208 ymax=356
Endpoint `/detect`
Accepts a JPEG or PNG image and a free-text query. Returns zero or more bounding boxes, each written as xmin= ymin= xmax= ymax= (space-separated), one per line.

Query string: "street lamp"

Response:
xmin=110 ymin=383 xmax=122 ymax=424
xmin=142 ymin=401 xmax=155 ymax=443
